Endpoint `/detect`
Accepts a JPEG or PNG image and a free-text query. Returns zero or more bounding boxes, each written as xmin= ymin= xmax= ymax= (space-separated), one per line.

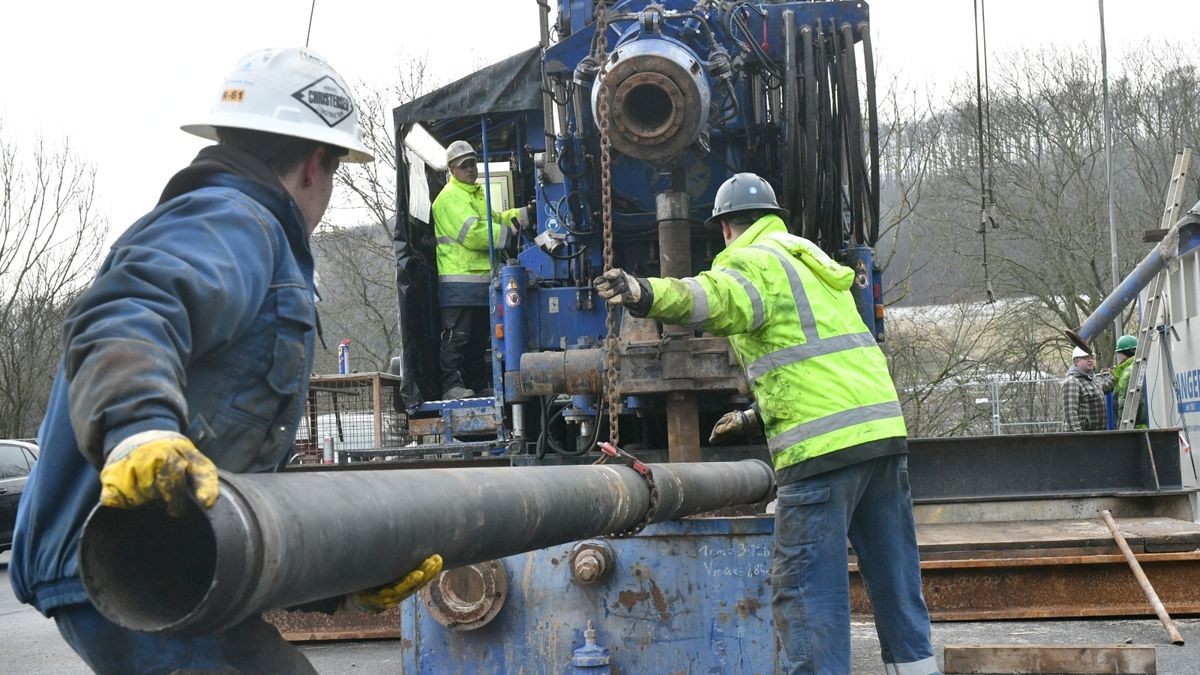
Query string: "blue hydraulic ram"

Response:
xmin=1067 ymin=201 xmax=1200 ymax=350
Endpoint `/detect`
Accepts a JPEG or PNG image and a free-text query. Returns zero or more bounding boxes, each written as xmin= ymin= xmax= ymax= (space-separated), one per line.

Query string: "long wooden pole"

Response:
xmin=1100 ymin=509 xmax=1185 ymax=645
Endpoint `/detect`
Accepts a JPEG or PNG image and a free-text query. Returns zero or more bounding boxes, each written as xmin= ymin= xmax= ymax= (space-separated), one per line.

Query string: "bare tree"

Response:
xmin=873 ymin=71 xmax=946 ymax=305
xmin=0 ymin=126 xmax=108 ymax=437
xmin=879 ymin=43 xmax=1200 ymax=437
xmin=902 ymin=44 xmax=1200 ymax=369
xmin=312 ymin=55 xmax=439 ymax=375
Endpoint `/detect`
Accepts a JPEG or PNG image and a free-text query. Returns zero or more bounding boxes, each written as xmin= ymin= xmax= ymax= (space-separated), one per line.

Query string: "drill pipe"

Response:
xmin=80 ymin=460 xmax=774 ymax=635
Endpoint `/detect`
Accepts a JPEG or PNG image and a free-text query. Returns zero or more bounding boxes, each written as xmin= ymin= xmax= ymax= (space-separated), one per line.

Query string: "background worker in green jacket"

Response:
xmin=1113 ymin=334 xmax=1148 ymax=427
xmin=431 ymin=140 xmax=529 ymax=399
xmin=595 ymin=173 xmax=938 ymax=675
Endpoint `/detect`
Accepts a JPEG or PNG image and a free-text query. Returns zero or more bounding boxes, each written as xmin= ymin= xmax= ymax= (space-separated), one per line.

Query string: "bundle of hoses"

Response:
xmin=80 ymin=460 xmax=775 ymax=635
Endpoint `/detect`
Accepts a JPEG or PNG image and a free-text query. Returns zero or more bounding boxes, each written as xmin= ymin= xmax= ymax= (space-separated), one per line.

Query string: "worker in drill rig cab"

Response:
xmin=594 ymin=173 xmax=939 ymax=675
xmin=432 ymin=140 xmax=531 ymax=399
xmin=9 ymin=48 xmax=441 ymax=674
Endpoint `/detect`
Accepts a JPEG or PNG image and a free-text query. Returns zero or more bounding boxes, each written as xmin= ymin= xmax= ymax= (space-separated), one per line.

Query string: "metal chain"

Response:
xmin=596 ymin=443 xmax=659 ymax=537
xmin=595 ymin=3 xmax=620 ymax=448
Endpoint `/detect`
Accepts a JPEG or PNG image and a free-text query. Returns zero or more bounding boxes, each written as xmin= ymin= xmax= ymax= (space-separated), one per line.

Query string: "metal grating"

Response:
xmin=292 ymin=373 xmax=408 ymax=465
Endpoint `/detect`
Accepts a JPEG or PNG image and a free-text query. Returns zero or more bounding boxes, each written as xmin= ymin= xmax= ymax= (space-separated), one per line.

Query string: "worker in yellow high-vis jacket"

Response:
xmin=431 ymin=140 xmax=529 ymax=399
xmin=594 ymin=173 xmax=938 ymax=675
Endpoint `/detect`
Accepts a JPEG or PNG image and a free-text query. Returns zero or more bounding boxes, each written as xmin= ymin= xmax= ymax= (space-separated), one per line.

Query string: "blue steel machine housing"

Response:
xmin=388 ymin=5 xmax=882 ymax=666
xmin=391 ymin=1 xmax=883 ymax=460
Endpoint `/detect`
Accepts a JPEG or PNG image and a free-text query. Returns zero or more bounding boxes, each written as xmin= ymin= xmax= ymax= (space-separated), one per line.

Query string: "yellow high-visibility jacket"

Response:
xmin=431 ymin=176 xmax=519 ymax=306
xmin=644 ymin=214 xmax=906 ymax=472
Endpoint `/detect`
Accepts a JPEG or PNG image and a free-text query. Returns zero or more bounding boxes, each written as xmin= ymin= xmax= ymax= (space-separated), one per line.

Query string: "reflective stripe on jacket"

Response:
xmin=431 ymin=177 xmax=518 ymax=306
xmin=645 ymin=214 xmax=906 ymax=472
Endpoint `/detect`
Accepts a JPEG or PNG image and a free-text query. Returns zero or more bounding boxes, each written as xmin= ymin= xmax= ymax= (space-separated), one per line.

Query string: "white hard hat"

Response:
xmin=446 ymin=140 xmax=477 ymax=167
xmin=183 ymin=48 xmax=373 ymax=163
xmin=1071 ymin=346 xmax=1092 ymax=359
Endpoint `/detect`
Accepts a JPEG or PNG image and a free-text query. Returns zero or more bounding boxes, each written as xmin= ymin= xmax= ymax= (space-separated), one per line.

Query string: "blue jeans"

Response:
xmin=772 ymin=454 xmax=938 ymax=675
xmin=54 ymin=602 xmax=316 ymax=674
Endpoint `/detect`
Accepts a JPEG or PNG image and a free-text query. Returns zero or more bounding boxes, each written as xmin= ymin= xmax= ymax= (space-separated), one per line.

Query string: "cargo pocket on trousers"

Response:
xmin=775 ymin=484 xmax=831 ymax=547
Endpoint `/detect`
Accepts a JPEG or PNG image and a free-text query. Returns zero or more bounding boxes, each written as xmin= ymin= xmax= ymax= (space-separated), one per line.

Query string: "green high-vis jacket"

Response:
xmin=431 ymin=176 xmax=520 ymax=306
xmin=643 ymin=214 xmax=906 ymax=472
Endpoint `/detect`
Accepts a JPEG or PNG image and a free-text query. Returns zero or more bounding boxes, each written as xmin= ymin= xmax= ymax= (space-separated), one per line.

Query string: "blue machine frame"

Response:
xmin=399 ymin=517 xmax=781 ymax=673
xmin=392 ymin=1 xmax=884 ymax=453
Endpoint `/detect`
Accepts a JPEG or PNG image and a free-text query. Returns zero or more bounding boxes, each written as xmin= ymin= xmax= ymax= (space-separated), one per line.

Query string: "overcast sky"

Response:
xmin=2 ymin=1 xmax=1195 ymax=238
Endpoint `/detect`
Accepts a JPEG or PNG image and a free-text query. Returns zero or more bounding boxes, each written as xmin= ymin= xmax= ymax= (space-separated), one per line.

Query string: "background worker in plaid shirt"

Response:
xmin=1062 ymin=346 xmax=1113 ymax=431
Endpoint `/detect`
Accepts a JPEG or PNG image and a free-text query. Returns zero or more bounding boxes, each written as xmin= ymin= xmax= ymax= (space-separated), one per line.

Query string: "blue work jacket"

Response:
xmin=9 ymin=147 xmax=318 ymax=615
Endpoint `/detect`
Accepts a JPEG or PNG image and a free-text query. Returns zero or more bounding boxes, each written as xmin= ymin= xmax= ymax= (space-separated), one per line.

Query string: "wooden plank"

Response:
xmin=916 ymin=518 xmax=1200 ymax=555
xmin=943 ymin=644 xmax=1156 ymax=674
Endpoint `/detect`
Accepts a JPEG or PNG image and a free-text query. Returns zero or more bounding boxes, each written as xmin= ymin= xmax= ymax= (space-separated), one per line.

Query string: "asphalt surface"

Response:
xmin=3 ymin=551 xmax=1198 ymax=673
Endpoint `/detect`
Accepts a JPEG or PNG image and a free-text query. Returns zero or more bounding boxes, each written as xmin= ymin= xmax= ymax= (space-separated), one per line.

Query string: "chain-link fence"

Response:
xmin=901 ymin=377 xmax=1065 ymax=438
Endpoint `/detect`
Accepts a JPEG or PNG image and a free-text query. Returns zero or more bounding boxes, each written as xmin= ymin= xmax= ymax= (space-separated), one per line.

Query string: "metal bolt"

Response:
xmin=573 ymin=550 xmax=606 ymax=584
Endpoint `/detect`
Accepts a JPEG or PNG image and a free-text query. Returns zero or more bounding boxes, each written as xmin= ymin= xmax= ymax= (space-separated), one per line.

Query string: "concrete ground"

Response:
xmin=3 ymin=552 xmax=1197 ymax=674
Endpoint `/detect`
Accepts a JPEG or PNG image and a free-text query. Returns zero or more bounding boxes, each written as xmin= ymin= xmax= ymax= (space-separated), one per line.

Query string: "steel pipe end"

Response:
xmin=79 ymin=476 xmax=260 ymax=635
xmin=1064 ymin=329 xmax=1089 ymax=352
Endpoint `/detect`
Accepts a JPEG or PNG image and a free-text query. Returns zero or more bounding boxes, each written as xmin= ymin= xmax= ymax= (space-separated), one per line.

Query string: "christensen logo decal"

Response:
xmin=292 ymin=76 xmax=353 ymax=128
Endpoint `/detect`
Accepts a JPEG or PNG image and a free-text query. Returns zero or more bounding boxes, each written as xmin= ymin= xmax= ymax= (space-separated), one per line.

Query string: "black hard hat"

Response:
xmin=704 ymin=173 xmax=789 ymax=227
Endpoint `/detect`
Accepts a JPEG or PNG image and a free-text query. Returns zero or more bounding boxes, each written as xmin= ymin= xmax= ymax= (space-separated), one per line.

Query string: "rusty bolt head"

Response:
xmin=570 ymin=541 xmax=614 ymax=585
xmin=575 ymin=554 xmax=602 ymax=583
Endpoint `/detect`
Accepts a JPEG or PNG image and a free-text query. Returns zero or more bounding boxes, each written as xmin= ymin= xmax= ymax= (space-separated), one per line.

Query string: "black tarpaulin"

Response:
xmin=393 ymin=46 xmax=542 ymax=127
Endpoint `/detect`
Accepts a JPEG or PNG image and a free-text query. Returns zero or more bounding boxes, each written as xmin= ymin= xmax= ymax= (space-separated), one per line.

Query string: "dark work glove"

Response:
xmin=593 ymin=268 xmax=653 ymax=316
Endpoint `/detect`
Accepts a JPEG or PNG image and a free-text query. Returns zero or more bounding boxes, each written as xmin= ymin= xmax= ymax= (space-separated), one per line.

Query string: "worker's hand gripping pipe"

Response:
xmin=79 ymin=460 xmax=775 ymax=635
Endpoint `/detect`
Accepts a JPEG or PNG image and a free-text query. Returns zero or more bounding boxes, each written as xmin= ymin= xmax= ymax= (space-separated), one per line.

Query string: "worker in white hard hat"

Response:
xmin=431 ymin=140 xmax=531 ymax=399
xmin=1062 ymin=345 xmax=1114 ymax=431
xmin=9 ymin=48 xmax=440 ymax=673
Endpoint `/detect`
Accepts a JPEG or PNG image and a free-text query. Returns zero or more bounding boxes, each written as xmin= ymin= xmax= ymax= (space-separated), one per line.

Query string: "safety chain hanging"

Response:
xmin=594 ymin=4 xmax=621 ymax=448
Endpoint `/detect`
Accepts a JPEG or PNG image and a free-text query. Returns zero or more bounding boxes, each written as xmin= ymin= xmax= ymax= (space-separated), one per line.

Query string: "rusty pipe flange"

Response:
xmin=612 ymin=71 xmax=685 ymax=145
xmin=569 ymin=541 xmax=616 ymax=585
xmin=420 ymin=560 xmax=507 ymax=631
xmin=592 ymin=38 xmax=711 ymax=164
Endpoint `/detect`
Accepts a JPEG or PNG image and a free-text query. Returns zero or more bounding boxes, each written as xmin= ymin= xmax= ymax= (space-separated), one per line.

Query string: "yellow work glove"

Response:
xmin=344 ymin=554 xmax=444 ymax=613
xmin=99 ymin=430 xmax=219 ymax=517
xmin=709 ymin=408 xmax=759 ymax=444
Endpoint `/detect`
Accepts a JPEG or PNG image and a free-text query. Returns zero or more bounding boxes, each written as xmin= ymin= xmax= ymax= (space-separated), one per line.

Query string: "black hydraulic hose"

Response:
xmin=860 ymin=22 xmax=881 ymax=245
xmin=825 ymin=21 xmax=846 ymax=250
xmin=536 ymin=397 xmax=594 ymax=457
xmin=782 ymin=9 xmax=798 ymax=227
xmin=813 ymin=20 xmax=834 ymax=249
xmin=80 ymin=460 xmax=776 ymax=635
xmin=800 ymin=24 xmax=818 ymax=240
xmin=837 ymin=22 xmax=864 ymax=246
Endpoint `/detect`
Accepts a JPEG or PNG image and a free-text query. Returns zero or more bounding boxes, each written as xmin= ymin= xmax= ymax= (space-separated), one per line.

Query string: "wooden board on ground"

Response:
xmin=917 ymin=518 xmax=1200 ymax=556
xmin=943 ymin=644 xmax=1156 ymax=674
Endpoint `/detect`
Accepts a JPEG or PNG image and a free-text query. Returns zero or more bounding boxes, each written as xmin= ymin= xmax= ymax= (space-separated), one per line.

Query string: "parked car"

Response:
xmin=0 ymin=440 xmax=38 ymax=552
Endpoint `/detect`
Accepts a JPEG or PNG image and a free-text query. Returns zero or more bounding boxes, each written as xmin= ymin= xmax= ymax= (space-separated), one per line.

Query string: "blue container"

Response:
xmin=338 ymin=340 xmax=351 ymax=375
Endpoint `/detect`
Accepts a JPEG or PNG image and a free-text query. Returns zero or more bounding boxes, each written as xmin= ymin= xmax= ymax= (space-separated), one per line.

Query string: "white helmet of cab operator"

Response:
xmin=446 ymin=140 xmax=477 ymax=167
xmin=182 ymin=47 xmax=373 ymax=163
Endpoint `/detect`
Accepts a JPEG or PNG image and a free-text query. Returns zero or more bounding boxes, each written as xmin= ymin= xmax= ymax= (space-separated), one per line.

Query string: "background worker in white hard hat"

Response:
xmin=8 ymin=48 xmax=440 ymax=673
xmin=431 ymin=140 xmax=530 ymax=399
xmin=595 ymin=173 xmax=938 ymax=675
xmin=1062 ymin=345 xmax=1114 ymax=431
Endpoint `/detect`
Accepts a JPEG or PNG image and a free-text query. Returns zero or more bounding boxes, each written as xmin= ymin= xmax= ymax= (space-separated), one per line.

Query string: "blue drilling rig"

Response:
xmin=390 ymin=1 xmax=883 ymax=463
